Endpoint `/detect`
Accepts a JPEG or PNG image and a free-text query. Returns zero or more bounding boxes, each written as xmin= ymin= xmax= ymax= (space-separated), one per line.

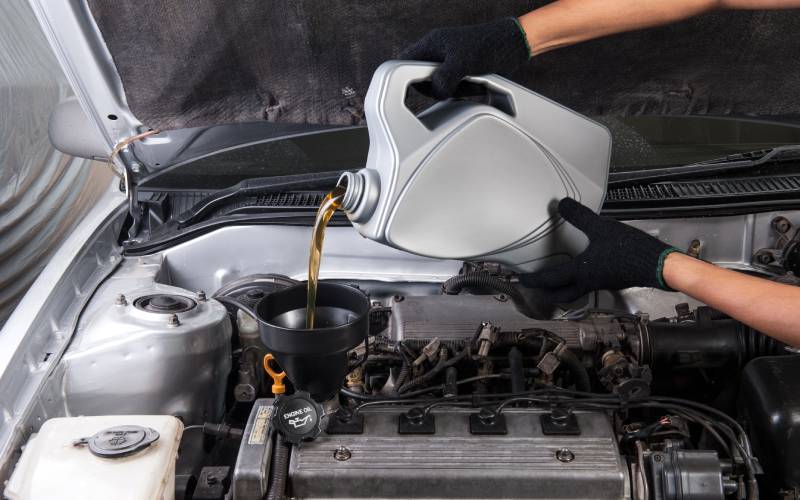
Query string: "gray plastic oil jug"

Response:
xmin=338 ymin=61 xmax=612 ymax=271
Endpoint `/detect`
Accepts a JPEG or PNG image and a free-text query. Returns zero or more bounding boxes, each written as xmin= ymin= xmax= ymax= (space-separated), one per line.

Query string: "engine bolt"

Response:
xmin=114 ymin=294 xmax=128 ymax=306
xmin=196 ymin=290 xmax=207 ymax=301
xmin=550 ymin=408 xmax=570 ymax=427
xmin=405 ymin=408 xmax=425 ymax=426
xmin=772 ymin=216 xmax=792 ymax=234
xmin=555 ymin=448 xmax=575 ymax=463
xmin=687 ymin=239 xmax=702 ymax=259
xmin=478 ymin=408 xmax=496 ymax=425
xmin=335 ymin=408 xmax=354 ymax=423
xmin=755 ymin=250 xmax=775 ymax=265
xmin=333 ymin=446 xmax=352 ymax=461
xmin=167 ymin=314 xmax=180 ymax=327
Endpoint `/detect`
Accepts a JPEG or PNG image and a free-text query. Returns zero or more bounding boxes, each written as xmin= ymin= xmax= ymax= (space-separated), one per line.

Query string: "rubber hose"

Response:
xmin=558 ymin=349 xmax=591 ymax=392
xmin=444 ymin=366 xmax=458 ymax=397
xmin=265 ymin=434 xmax=291 ymax=500
xmin=442 ymin=272 xmax=523 ymax=303
xmin=398 ymin=350 xmax=467 ymax=394
xmin=645 ymin=319 xmax=787 ymax=370
xmin=394 ymin=365 xmax=410 ymax=392
xmin=508 ymin=347 xmax=526 ymax=394
xmin=442 ymin=271 xmax=554 ymax=319
xmin=738 ymin=324 xmax=786 ymax=361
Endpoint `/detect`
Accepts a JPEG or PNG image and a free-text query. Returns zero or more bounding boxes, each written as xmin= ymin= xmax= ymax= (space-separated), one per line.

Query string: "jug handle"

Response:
xmin=372 ymin=61 xmax=519 ymax=135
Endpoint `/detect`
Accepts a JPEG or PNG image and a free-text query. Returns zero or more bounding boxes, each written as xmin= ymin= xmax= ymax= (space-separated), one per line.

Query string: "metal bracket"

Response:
xmin=541 ymin=410 xmax=581 ymax=435
xmin=754 ymin=215 xmax=800 ymax=275
xmin=469 ymin=411 xmax=508 ymax=435
xmin=327 ymin=409 xmax=365 ymax=435
xmin=398 ymin=408 xmax=435 ymax=434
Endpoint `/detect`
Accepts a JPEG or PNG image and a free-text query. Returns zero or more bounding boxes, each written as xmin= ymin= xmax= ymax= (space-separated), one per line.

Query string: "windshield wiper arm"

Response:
xmin=175 ymin=171 xmax=344 ymax=228
xmin=608 ymin=144 xmax=800 ymax=186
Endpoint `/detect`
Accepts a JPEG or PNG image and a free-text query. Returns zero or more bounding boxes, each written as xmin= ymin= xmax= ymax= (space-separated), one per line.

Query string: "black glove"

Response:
xmin=400 ymin=17 xmax=531 ymax=100
xmin=519 ymin=198 xmax=681 ymax=303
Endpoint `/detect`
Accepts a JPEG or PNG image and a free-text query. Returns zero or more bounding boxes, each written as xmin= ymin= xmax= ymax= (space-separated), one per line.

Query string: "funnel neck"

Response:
xmin=256 ymin=282 xmax=369 ymax=401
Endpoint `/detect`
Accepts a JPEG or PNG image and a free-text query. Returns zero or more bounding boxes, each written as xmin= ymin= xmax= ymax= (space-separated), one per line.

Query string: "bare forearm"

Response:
xmin=519 ymin=0 xmax=800 ymax=57
xmin=663 ymin=252 xmax=800 ymax=347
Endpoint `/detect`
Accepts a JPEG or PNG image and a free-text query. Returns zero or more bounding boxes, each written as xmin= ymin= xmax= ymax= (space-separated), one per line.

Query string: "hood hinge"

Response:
xmin=107 ymin=130 xmax=160 ymax=241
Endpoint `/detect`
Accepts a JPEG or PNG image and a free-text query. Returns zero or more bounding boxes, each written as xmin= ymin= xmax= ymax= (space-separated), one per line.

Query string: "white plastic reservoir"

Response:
xmin=5 ymin=415 xmax=183 ymax=500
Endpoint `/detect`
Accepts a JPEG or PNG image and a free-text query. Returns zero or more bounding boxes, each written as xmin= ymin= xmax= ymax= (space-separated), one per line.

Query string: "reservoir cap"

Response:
xmin=73 ymin=425 xmax=160 ymax=458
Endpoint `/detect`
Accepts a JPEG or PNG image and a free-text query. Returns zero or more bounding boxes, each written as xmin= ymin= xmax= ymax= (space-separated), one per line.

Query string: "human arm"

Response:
xmin=402 ymin=0 xmax=800 ymax=97
xmin=521 ymin=198 xmax=800 ymax=348
xmin=519 ymin=0 xmax=800 ymax=57
xmin=663 ymin=252 xmax=800 ymax=347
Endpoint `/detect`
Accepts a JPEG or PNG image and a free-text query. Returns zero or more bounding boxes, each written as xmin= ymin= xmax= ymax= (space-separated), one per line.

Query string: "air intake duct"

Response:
xmin=642 ymin=307 xmax=787 ymax=372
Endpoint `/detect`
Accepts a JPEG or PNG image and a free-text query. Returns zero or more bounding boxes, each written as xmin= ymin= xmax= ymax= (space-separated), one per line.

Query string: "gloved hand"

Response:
xmin=400 ymin=17 xmax=532 ymax=100
xmin=519 ymin=198 xmax=681 ymax=303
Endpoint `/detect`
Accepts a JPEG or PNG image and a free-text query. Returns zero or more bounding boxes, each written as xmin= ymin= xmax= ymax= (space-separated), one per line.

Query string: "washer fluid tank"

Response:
xmin=339 ymin=61 xmax=612 ymax=271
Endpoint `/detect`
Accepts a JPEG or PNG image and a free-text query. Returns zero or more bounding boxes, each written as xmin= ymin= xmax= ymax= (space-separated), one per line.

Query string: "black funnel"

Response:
xmin=256 ymin=282 xmax=368 ymax=401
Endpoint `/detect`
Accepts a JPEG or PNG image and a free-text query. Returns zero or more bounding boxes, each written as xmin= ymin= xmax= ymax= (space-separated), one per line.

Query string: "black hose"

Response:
xmin=442 ymin=271 xmax=554 ymax=318
xmin=444 ymin=366 xmax=458 ymax=397
xmin=508 ymin=347 xmax=525 ymax=394
xmin=212 ymin=295 xmax=256 ymax=317
xmin=442 ymin=272 xmax=524 ymax=302
xmin=265 ymin=434 xmax=291 ymax=500
xmin=398 ymin=350 xmax=467 ymax=394
xmin=394 ymin=365 xmax=410 ymax=391
xmin=646 ymin=319 xmax=787 ymax=370
xmin=558 ymin=349 xmax=591 ymax=392
xmin=343 ymin=373 xmax=509 ymax=401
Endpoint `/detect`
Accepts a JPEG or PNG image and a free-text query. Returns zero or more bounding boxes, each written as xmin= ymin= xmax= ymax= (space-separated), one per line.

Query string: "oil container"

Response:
xmin=339 ymin=61 xmax=612 ymax=271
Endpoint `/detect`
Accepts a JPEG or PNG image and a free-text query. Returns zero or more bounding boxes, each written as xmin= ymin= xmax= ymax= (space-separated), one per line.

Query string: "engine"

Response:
xmin=221 ymin=287 xmax=789 ymax=500
xmin=8 ymin=258 xmax=799 ymax=500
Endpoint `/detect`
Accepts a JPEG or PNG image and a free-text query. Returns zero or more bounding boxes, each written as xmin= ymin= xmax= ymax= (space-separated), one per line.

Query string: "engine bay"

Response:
xmin=6 ymin=217 xmax=800 ymax=500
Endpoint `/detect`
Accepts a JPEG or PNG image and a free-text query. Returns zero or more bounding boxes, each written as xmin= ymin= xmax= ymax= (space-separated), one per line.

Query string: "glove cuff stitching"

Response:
xmin=656 ymin=247 xmax=681 ymax=290
xmin=511 ymin=17 xmax=533 ymax=59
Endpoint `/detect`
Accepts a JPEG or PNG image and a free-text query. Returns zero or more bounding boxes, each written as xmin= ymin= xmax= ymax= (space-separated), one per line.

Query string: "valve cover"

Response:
xmin=288 ymin=408 xmax=629 ymax=499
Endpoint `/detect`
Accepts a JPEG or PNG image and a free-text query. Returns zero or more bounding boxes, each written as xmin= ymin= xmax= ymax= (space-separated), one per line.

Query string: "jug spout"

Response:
xmin=338 ymin=170 xmax=380 ymax=223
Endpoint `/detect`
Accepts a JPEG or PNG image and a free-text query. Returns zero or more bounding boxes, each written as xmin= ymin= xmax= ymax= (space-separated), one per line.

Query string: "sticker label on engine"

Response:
xmin=248 ymin=406 xmax=273 ymax=445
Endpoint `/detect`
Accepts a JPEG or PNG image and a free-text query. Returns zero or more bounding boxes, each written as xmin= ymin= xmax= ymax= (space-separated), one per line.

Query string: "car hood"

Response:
xmin=29 ymin=0 xmax=800 ymax=182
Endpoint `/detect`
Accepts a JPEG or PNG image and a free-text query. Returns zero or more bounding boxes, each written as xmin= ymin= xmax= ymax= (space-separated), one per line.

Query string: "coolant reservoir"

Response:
xmin=339 ymin=61 xmax=612 ymax=271
xmin=5 ymin=415 xmax=182 ymax=500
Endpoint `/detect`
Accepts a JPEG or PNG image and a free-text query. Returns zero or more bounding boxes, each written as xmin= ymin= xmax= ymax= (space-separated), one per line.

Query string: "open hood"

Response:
xmin=29 ymin=0 xmax=800 ymax=181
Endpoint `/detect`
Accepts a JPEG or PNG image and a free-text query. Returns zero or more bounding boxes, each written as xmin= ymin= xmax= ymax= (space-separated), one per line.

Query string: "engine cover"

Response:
xmin=289 ymin=408 xmax=630 ymax=499
xmin=389 ymin=295 xmax=628 ymax=350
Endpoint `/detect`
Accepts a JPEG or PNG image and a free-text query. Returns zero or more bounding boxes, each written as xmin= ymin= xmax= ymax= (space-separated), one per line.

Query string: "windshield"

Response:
xmin=604 ymin=115 xmax=800 ymax=171
xmin=143 ymin=115 xmax=800 ymax=190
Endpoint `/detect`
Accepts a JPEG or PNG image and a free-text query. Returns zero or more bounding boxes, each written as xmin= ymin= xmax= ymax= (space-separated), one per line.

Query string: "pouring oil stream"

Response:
xmin=306 ymin=185 xmax=346 ymax=329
